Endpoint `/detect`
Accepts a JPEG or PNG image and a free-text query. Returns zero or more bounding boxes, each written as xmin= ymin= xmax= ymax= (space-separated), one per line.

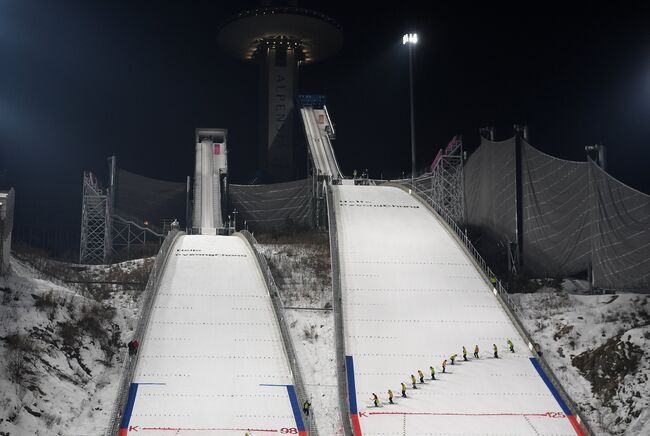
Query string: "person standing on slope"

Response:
xmin=430 ymin=365 xmax=436 ymax=380
xmin=303 ymin=400 xmax=311 ymax=416
xmin=442 ymin=359 xmax=447 ymax=373
xmin=388 ymin=389 xmax=394 ymax=404
xmin=418 ymin=369 xmax=425 ymax=384
xmin=401 ymin=382 xmax=407 ymax=398
xmin=474 ymin=344 xmax=480 ymax=358
xmin=507 ymin=338 xmax=515 ymax=353
xmin=411 ymin=374 xmax=418 ymax=389
xmin=493 ymin=343 xmax=499 ymax=358
xmin=462 ymin=346 xmax=468 ymax=361
xmin=372 ymin=393 xmax=380 ymax=407
xmin=450 ymin=353 xmax=457 ymax=365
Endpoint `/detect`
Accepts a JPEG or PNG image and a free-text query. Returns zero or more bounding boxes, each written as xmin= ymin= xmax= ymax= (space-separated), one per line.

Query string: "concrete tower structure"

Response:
xmin=218 ymin=2 xmax=342 ymax=182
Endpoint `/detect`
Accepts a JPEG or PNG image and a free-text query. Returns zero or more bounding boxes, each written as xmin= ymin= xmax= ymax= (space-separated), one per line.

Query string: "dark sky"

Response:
xmin=1 ymin=1 xmax=650 ymax=253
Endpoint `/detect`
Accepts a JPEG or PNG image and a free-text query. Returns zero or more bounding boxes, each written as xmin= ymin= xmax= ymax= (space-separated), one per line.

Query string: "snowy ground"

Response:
xmin=258 ymin=237 xmax=344 ymax=435
xmin=512 ymin=282 xmax=650 ymax=435
xmin=0 ymin=256 xmax=152 ymax=436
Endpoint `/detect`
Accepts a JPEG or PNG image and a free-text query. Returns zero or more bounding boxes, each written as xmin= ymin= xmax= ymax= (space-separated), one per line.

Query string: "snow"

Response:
xmin=513 ymin=288 xmax=650 ymax=435
xmin=257 ymin=236 xmax=344 ymax=435
xmin=331 ymin=185 xmax=579 ymax=435
xmin=0 ymin=256 xmax=149 ymax=436
xmin=126 ymin=234 xmax=300 ymax=435
xmin=284 ymin=309 xmax=343 ymax=435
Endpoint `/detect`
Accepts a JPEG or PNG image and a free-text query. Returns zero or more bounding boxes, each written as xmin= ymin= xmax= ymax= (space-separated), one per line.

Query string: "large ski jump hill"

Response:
xmin=331 ymin=184 xmax=582 ymax=436
xmin=119 ymin=234 xmax=305 ymax=436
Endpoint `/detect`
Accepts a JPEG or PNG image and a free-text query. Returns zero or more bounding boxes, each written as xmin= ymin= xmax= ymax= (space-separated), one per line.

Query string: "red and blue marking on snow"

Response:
xmin=344 ymin=355 xmax=584 ymax=436
xmin=119 ymin=382 xmax=305 ymax=435
xmin=345 ymin=355 xmax=363 ymax=435
xmin=529 ymin=357 xmax=585 ymax=436
xmin=259 ymin=384 xmax=307 ymax=436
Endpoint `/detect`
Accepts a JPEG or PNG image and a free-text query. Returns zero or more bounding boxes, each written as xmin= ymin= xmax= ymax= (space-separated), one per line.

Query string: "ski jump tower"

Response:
xmin=218 ymin=2 xmax=342 ymax=182
xmin=192 ymin=128 xmax=228 ymax=234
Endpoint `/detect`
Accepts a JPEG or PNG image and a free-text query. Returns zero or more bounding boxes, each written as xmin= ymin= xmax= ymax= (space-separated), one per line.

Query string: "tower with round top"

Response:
xmin=218 ymin=2 xmax=342 ymax=182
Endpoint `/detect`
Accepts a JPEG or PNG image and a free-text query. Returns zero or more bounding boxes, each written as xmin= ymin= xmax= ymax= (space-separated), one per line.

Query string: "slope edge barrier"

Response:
xmin=388 ymin=182 xmax=592 ymax=436
xmin=238 ymin=231 xmax=317 ymax=436
xmin=325 ymin=186 xmax=354 ymax=436
xmin=104 ymin=229 xmax=183 ymax=436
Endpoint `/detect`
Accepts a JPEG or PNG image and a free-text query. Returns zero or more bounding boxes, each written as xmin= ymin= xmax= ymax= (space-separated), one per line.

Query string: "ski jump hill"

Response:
xmin=107 ymin=108 xmax=590 ymax=435
xmin=117 ymin=234 xmax=306 ymax=435
xmin=328 ymin=184 xmax=584 ymax=436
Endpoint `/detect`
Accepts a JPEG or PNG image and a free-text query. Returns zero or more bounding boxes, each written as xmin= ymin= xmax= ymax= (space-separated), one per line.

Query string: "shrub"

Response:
xmin=58 ymin=322 xmax=79 ymax=347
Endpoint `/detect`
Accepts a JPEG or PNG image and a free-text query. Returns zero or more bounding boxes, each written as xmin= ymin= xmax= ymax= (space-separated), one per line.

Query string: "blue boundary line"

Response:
xmin=529 ymin=357 xmax=572 ymax=416
xmin=345 ymin=355 xmax=358 ymax=414
xmin=286 ymin=385 xmax=305 ymax=432
xmin=119 ymin=383 xmax=139 ymax=430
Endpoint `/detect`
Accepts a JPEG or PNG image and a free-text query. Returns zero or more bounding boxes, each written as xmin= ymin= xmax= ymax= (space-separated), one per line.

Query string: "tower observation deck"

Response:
xmin=218 ymin=3 xmax=343 ymax=182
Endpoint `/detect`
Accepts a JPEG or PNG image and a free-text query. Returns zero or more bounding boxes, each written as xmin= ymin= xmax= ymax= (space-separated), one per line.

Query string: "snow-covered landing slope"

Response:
xmin=122 ymin=235 xmax=304 ymax=435
xmin=331 ymin=185 xmax=581 ymax=436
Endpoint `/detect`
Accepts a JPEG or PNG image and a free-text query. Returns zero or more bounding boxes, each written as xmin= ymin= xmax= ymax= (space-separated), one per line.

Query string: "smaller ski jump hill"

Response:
xmin=119 ymin=234 xmax=305 ymax=435
xmin=330 ymin=184 xmax=583 ymax=436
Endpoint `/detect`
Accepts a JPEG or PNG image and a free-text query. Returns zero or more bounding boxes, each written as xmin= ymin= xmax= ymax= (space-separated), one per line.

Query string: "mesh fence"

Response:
xmin=463 ymin=136 xmax=650 ymax=291
xmin=521 ymin=141 xmax=592 ymax=276
xmin=114 ymin=169 xmax=187 ymax=231
xmin=589 ymin=161 xmax=650 ymax=290
xmin=464 ymin=137 xmax=517 ymax=244
xmin=229 ymin=178 xmax=312 ymax=233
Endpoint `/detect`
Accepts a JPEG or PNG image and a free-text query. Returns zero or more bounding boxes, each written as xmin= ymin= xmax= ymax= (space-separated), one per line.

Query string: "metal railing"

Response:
xmin=325 ymin=185 xmax=354 ymax=436
xmin=387 ymin=181 xmax=592 ymax=435
xmin=104 ymin=229 xmax=183 ymax=436
xmin=238 ymin=231 xmax=317 ymax=436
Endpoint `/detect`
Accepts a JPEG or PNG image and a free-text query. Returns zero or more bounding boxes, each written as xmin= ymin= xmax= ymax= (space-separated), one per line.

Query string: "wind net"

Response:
xmin=464 ymin=137 xmax=517 ymax=245
xmin=521 ymin=141 xmax=592 ymax=276
xmin=229 ymin=178 xmax=312 ymax=233
xmin=113 ymin=169 xmax=187 ymax=231
xmin=589 ymin=161 xmax=650 ymax=290
xmin=462 ymin=136 xmax=650 ymax=291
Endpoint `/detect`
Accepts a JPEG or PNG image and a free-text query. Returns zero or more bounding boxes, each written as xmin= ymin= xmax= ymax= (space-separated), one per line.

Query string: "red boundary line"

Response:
xmin=351 ymin=414 xmax=362 ymax=435
xmin=368 ymin=411 xmax=552 ymax=417
xmin=140 ymin=427 xmax=278 ymax=432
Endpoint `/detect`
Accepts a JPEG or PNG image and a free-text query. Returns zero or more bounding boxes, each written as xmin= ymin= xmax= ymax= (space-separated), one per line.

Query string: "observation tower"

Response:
xmin=218 ymin=2 xmax=343 ymax=182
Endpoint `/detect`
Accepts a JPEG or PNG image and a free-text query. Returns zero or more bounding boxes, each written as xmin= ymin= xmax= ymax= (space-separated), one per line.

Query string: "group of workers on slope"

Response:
xmin=372 ymin=339 xmax=515 ymax=407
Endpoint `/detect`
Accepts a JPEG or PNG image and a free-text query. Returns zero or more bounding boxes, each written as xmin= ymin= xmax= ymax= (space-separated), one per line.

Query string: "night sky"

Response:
xmin=1 ymin=1 xmax=649 ymax=254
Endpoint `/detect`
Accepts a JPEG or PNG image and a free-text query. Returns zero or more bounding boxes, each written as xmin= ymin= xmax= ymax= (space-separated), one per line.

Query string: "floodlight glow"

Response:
xmin=402 ymin=33 xmax=418 ymax=45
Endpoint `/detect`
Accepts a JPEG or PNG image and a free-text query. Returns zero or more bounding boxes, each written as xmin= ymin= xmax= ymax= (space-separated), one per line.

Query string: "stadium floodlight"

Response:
xmin=402 ymin=33 xmax=418 ymax=45
xmin=402 ymin=33 xmax=418 ymax=176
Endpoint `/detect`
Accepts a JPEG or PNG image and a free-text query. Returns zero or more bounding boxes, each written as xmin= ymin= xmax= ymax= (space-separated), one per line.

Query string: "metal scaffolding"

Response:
xmin=110 ymin=215 xmax=163 ymax=257
xmin=79 ymin=172 xmax=110 ymax=264
xmin=428 ymin=136 xmax=466 ymax=225
xmin=80 ymin=166 xmax=164 ymax=264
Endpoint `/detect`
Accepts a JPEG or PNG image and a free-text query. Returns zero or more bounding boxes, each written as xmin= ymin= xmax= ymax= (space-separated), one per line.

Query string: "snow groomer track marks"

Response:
xmin=120 ymin=235 xmax=305 ymax=436
xmin=332 ymin=185 xmax=583 ymax=436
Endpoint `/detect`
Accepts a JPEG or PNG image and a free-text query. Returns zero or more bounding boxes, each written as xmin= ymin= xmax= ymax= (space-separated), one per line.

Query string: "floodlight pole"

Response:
xmin=408 ymin=39 xmax=416 ymax=177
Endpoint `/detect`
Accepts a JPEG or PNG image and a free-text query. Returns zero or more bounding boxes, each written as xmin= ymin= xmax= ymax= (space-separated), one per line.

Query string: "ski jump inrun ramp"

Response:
xmin=330 ymin=184 xmax=583 ymax=436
